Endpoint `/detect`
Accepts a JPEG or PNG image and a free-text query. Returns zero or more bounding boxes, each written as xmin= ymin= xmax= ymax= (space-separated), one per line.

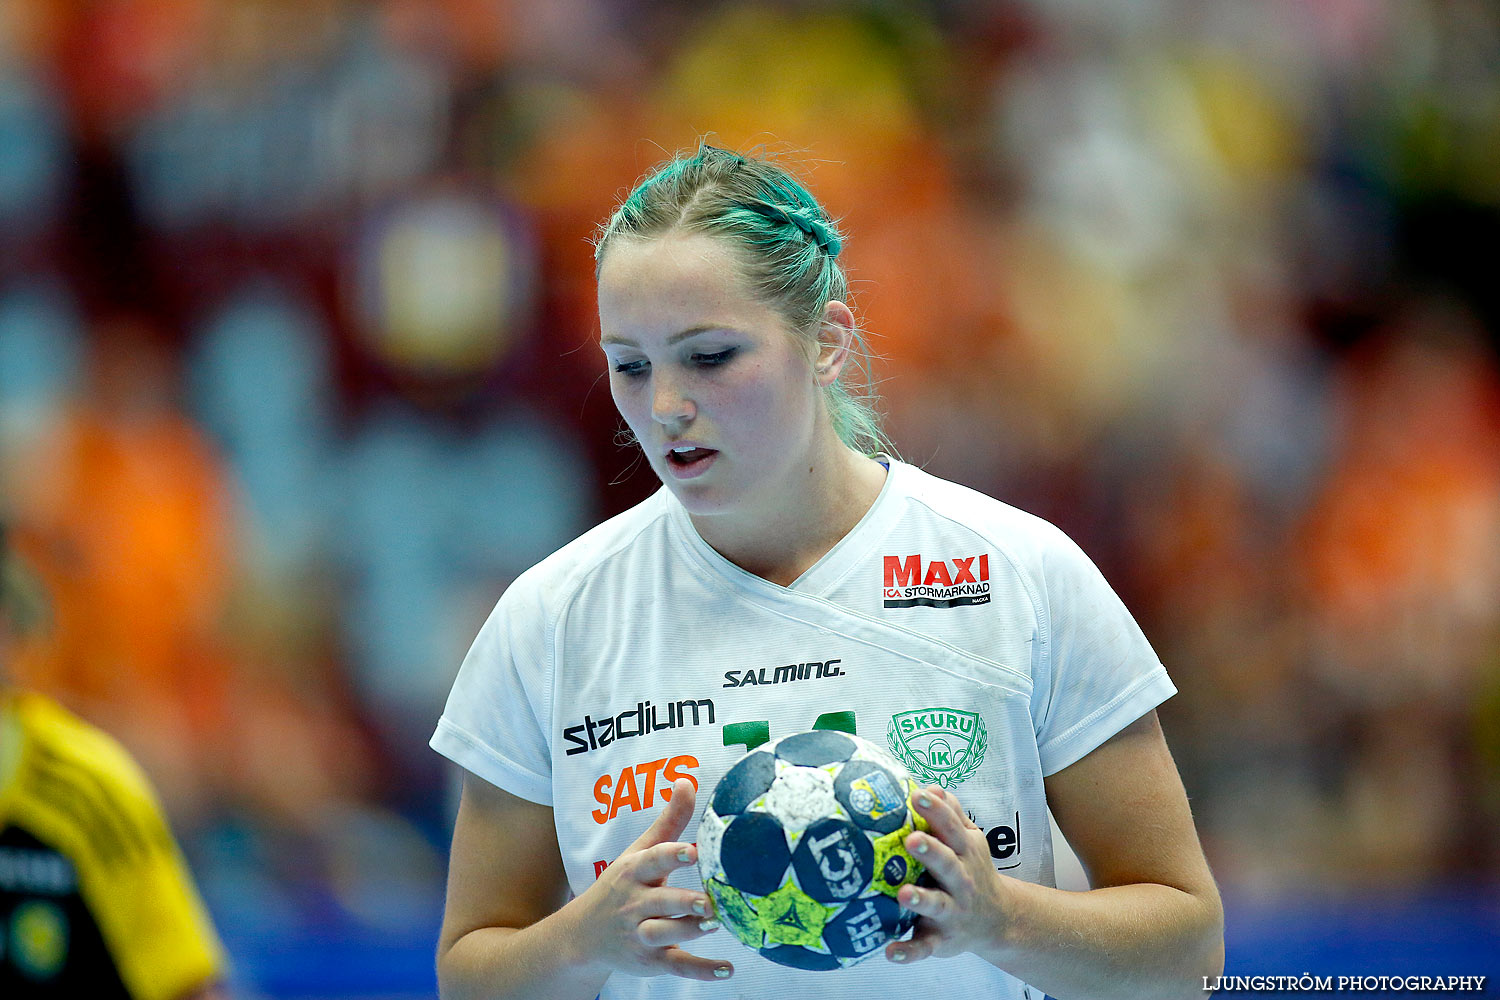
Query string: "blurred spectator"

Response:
xmin=0 ymin=279 xmax=85 ymax=489
xmin=188 ymin=278 xmax=336 ymax=581
xmin=0 ymin=65 xmax=71 ymax=248
xmin=1 ymin=520 xmax=229 ymax=1000
xmin=334 ymin=402 xmax=595 ymax=784
xmin=1300 ymin=304 xmax=1500 ymax=703
xmin=5 ymin=318 xmax=237 ymax=825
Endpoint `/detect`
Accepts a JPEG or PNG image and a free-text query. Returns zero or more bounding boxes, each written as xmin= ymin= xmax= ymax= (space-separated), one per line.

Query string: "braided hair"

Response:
xmin=739 ymin=200 xmax=843 ymax=257
xmin=594 ymin=142 xmax=888 ymax=457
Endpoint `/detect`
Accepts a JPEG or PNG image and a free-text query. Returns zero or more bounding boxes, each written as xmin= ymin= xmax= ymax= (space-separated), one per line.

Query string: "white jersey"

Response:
xmin=432 ymin=458 xmax=1175 ymax=1000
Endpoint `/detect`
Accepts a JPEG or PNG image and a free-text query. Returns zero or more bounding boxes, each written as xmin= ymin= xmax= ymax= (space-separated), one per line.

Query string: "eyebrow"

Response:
xmin=600 ymin=326 xmax=726 ymax=347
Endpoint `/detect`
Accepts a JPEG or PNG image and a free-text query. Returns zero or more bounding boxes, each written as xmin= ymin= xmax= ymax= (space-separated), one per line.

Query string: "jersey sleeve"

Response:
xmin=1029 ymin=526 xmax=1177 ymax=777
xmin=67 ymin=730 xmax=226 ymax=1000
xmin=430 ymin=571 xmax=556 ymax=805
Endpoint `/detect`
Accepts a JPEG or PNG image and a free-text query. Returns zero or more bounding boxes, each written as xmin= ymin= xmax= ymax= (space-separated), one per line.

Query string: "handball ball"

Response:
xmin=697 ymin=729 xmax=928 ymax=970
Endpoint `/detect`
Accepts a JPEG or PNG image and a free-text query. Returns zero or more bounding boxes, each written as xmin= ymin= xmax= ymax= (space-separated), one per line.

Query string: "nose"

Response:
xmin=650 ymin=370 xmax=695 ymax=426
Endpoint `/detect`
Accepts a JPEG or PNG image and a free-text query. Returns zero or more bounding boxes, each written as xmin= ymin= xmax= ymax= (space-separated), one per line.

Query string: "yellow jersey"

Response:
xmin=0 ymin=691 xmax=226 ymax=999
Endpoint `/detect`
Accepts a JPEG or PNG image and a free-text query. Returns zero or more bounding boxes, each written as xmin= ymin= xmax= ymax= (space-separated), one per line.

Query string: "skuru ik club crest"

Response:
xmin=886 ymin=708 xmax=987 ymax=788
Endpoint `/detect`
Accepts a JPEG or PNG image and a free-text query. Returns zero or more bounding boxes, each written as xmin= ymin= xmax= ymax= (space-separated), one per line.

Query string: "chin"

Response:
xmin=654 ymin=469 xmax=746 ymax=517
xmin=665 ymin=482 xmax=735 ymax=517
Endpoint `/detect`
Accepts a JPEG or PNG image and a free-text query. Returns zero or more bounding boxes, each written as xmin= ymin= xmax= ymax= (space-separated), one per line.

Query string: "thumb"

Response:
xmin=627 ymin=777 xmax=697 ymax=853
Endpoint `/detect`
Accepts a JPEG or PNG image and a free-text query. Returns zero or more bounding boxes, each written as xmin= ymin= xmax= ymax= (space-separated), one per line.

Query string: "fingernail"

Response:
xmin=891 ymin=949 xmax=908 ymax=963
xmin=677 ymin=848 xmax=692 ymax=863
xmin=914 ymin=839 xmax=929 ymax=854
xmin=909 ymin=888 xmax=922 ymax=906
xmin=692 ymin=898 xmax=707 ymax=915
xmin=714 ymin=966 xmax=732 ymax=978
xmin=917 ymin=796 xmax=932 ymax=808
xmin=699 ymin=919 xmax=721 ymax=932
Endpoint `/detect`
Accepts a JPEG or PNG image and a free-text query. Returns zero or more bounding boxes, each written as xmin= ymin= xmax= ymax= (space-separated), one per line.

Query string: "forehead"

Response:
xmin=597 ymin=232 xmax=778 ymax=339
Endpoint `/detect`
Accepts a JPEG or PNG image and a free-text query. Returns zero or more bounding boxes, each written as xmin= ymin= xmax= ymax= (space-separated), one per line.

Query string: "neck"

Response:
xmin=688 ymin=444 xmax=887 ymax=587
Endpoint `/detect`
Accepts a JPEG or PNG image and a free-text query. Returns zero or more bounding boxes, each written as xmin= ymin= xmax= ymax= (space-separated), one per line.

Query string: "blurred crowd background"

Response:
xmin=1 ymin=0 xmax=1498 ymax=995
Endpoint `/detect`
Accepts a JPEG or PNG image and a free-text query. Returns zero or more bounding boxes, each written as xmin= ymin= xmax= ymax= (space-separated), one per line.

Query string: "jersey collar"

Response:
xmin=664 ymin=455 xmax=907 ymax=599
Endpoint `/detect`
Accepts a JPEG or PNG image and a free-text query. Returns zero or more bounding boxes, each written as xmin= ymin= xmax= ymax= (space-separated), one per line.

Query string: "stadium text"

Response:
xmin=1203 ymin=975 xmax=1487 ymax=992
xmin=724 ymin=659 xmax=844 ymax=688
xmin=563 ymin=699 xmax=716 ymax=756
xmin=591 ymin=754 xmax=699 ymax=824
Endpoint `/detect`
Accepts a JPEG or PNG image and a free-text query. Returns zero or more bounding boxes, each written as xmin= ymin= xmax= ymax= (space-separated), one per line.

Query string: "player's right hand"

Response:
xmin=570 ymin=777 xmax=734 ymax=982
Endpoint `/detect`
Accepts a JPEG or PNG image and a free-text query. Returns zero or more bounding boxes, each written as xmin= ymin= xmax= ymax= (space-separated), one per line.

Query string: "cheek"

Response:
xmin=607 ymin=380 xmax=659 ymax=452
xmin=722 ymin=363 xmax=814 ymax=438
xmin=608 ymin=375 xmax=646 ymax=426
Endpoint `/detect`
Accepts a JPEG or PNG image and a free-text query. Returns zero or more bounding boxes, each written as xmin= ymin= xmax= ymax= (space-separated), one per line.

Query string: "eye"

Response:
xmin=691 ymin=349 xmax=736 ymax=367
xmin=612 ymin=359 xmax=649 ymax=377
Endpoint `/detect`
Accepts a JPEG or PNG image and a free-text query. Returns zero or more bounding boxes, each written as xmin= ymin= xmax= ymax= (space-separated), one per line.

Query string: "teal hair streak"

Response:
xmin=596 ymin=143 xmax=892 ymax=458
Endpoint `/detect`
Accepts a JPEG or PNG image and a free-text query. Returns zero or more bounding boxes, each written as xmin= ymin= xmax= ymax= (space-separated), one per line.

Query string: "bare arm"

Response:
xmin=886 ymin=710 xmax=1224 ymax=1000
xmin=436 ymin=774 xmax=603 ymax=1000
xmin=436 ymin=773 xmax=734 ymax=1000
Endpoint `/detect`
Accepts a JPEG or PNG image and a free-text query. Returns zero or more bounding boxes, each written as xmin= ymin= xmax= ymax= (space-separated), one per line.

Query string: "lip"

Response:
xmin=663 ymin=443 xmax=719 ymax=481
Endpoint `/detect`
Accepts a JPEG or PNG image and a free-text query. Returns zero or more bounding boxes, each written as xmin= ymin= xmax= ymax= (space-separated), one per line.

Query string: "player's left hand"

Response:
xmin=885 ymin=786 xmax=1013 ymax=965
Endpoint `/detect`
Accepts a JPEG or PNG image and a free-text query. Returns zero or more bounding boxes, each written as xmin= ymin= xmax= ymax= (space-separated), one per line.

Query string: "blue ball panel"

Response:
xmin=759 ymin=944 xmax=843 ymax=971
xmin=775 ymin=730 xmax=855 ymax=767
xmin=893 ymin=903 xmax=916 ymax=938
xmin=833 ymin=760 xmax=908 ymax=834
xmin=790 ymin=817 xmax=875 ymax=904
xmin=711 ymin=750 xmax=777 ymax=816
xmin=823 ymin=894 xmax=907 ymax=959
xmin=879 ymin=852 xmax=910 ymax=891
xmin=720 ymin=811 xmax=791 ymax=897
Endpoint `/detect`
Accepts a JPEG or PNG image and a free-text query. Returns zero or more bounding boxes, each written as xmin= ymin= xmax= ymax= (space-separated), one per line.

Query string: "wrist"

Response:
xmin=976 ymin=872 xmax=1031 ymax=968
xmin=547 ymin=898 xmax=608 ymax=977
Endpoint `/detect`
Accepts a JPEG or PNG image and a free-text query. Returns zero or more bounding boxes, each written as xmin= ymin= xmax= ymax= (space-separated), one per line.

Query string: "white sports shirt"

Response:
xmin=432 ymin=457 xmax=1176 ymax=1000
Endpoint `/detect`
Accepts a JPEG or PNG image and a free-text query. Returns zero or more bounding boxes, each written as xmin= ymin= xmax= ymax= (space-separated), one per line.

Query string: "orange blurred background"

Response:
xmin=1 ymin=1 xmax=1497 ymax=996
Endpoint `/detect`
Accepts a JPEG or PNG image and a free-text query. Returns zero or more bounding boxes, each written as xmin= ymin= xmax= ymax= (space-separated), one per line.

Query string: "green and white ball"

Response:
xmin=697 ymin=730 xmax=928 ymax=970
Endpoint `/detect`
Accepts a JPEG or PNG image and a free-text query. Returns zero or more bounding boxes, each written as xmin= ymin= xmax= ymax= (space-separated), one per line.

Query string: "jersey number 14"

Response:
xmin=722 ymin=710 xmax=856 ymax=752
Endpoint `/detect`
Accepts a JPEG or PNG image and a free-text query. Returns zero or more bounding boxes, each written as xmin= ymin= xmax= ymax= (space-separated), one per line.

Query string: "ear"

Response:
xmin=813 ymin=301 xmax=856 ymax=387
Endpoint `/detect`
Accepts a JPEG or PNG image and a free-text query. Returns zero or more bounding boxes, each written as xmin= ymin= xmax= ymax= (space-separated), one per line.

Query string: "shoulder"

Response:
xmin=890 ymin=461 xmax=1084 ymax=576
xmin=13 ymin=693 xmax=173 ymax=856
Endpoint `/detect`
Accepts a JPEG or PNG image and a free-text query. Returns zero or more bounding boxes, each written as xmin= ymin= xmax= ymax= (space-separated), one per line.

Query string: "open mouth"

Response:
xmin=667 ymin=447 xmax=716 ymax=466
xmin=664 ymin=445 xmax=718 ymax=478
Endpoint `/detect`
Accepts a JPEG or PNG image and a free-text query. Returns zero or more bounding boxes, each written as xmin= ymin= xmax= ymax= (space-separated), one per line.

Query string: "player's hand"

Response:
xmin=571 ymin=777 xmax=734 ymax=982
xmin=885 ymin=785 xmax=1014 ymax=965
